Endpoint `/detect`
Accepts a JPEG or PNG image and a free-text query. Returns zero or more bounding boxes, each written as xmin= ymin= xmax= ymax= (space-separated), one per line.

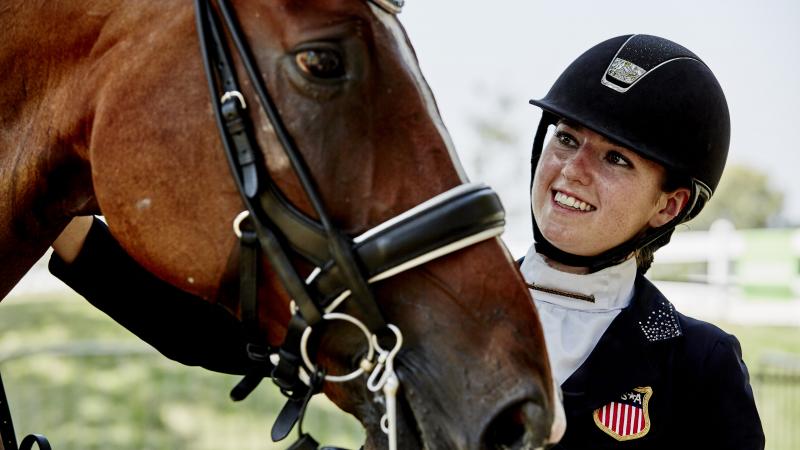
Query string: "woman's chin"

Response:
xmin=539 ymin=230 xmax=593 ymax=256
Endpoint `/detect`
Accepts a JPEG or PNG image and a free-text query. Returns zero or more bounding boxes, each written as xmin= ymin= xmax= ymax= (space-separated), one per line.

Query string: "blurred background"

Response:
xmin=2 ymin=0 xmax=798 ymax=449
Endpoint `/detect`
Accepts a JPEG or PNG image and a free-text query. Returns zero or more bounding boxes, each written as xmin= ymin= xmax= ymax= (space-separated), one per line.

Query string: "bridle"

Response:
xmin=196 ymin=0 xmax=506 ymax=449
xmin=0 ymin=1 xmax=503 ymax=449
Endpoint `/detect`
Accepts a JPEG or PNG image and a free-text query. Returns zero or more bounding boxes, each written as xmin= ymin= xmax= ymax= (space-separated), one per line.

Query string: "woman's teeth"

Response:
xmin=554 ymin=191 xmax=595 ymax=211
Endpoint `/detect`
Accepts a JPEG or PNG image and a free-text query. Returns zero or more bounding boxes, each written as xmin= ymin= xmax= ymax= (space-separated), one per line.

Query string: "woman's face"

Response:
xmin=531 ymin=120 xmax=689 ymax=257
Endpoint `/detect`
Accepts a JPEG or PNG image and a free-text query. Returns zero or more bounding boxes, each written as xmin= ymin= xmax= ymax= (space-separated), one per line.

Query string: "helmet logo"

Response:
xmin=605 ymin=57 xmax=646 ymax=87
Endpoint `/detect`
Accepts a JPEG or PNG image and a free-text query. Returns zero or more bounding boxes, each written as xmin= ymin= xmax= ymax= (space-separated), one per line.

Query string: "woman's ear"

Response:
xmin=649 ymin=187 xmax=691 ymax=228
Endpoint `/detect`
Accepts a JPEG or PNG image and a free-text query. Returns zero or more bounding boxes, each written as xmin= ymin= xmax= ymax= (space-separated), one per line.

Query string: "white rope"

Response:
xmin=367 ymin=324 xmax=403 ymax=450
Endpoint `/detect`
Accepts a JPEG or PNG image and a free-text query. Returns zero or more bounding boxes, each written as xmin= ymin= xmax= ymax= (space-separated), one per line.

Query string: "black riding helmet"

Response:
xmin=529 ymin=34 xmax=730 ymax=271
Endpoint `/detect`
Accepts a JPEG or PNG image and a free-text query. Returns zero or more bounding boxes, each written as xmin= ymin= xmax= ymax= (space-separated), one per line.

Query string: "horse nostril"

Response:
xmin=483 ymin=401 xmax=547 ymax=450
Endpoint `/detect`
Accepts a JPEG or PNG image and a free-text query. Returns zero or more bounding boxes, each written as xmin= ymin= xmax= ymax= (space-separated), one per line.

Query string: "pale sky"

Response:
xmin=400 ymin=1 xmax=800 ymax=255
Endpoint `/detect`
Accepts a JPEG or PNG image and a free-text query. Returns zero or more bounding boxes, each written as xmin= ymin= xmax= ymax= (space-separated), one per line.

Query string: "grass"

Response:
xmin=701 ymin=322 xmax=800 ymax=450
xmin=0 ymin=292 xmax=365 ymax=450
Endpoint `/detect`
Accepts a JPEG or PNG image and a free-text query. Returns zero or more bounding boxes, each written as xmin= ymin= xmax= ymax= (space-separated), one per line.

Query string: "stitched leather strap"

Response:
xmin=18 ymin=435 xmax=51 ymax=450
xmin=0 ymin=371 xmax=19 ymax=450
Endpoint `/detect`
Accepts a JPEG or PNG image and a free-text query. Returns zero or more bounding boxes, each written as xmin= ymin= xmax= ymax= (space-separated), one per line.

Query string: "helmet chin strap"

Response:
xmin=531 ymin=201 xmax=698 ymax=273
xmin=532 ymin=220 xmax=637 ymax=272
xmin=529 ymin=115 xmax=704 ymax=273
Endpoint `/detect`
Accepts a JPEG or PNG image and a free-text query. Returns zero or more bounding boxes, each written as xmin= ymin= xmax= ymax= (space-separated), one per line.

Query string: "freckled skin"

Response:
xmin=532 ymin=122 xmax=689 ymax=257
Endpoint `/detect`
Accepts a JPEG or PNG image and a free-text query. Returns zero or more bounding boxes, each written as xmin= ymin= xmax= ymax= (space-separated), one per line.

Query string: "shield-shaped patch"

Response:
xmin=593 ymin=386 xmax=653 ymax=441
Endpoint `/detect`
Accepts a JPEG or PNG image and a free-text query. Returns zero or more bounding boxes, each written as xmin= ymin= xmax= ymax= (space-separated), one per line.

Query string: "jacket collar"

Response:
xmin=560 ymin=272 xmax=683 ymax=413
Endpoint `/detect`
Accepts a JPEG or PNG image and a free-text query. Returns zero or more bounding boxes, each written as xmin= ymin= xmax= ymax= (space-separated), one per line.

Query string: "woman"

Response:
xmin=519 ymin=34 xmax=764 ymax=448
xmin=51 ymin=34 xmax=764 ymax=448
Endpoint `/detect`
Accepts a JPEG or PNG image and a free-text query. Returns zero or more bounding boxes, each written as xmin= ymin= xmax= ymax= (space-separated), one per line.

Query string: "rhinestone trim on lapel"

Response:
xmin=638 ymin=299 xmax=682 ymax=342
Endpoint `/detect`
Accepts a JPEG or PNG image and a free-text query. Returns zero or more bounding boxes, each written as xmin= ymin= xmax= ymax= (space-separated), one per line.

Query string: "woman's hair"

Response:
xmin=634 ymin=171 xmax=690 ymax=273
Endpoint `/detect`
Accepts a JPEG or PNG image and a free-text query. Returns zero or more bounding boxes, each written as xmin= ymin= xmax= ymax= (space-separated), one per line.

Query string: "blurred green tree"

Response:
xmin=688 ymin=164 xmax=785 ymax=230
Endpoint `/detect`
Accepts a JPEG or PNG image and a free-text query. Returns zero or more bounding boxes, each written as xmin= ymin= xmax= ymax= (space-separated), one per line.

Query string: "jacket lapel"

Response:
xmin=560 ymin=273 xmax=682 ymax=414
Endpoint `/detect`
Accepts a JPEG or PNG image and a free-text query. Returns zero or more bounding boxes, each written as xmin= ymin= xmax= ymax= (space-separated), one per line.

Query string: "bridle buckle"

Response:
xmin=221 ymin=90 xmax=247 ymax=109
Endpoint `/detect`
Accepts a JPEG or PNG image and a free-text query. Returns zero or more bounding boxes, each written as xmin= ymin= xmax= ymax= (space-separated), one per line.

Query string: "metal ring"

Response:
xmin=232 ymin=210 xmax=250 ymax=239
xmin=372 ymin=324 xmax=403 ymax=356
xmin=300 ymin=312 xmax=376 ymax=383
xmin=221 ymin=90 xmax=247 ymax=109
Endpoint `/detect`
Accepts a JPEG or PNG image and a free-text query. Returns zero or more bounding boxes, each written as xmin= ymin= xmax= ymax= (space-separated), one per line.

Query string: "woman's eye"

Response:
xmin=606 ymin=151 xmax=632 ymax=167
xmin=295 ymin=49 xmax=346 ymax=79
xmin=555 ymin=131 xmax=577 ymax=147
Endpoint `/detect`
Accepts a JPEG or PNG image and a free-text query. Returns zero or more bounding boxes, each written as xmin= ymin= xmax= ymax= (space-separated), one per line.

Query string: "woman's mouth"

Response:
xmin=553 ymin=191 xmax=595 ymax=212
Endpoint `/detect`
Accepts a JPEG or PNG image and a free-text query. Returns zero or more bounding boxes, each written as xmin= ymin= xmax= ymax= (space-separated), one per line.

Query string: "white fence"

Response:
xmin=651 ymin=219 xmax=800 ymax=326
xmin=10 ymin=222 xmax=800 ymax=326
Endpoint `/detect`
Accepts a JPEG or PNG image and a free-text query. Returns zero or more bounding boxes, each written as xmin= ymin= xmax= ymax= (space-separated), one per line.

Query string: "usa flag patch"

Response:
xmin=593 ymin=386 xmax=652 ymax=441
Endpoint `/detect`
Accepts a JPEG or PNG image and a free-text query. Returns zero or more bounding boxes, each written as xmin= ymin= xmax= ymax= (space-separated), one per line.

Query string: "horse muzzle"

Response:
xmin=356 ymin=360 xmax=561 ymax=450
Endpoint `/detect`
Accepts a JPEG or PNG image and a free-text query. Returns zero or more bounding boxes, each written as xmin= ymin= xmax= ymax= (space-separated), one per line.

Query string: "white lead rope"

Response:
xmin=367 ymin=325 xmax=403 ymax=450
xmin=295 ymin=314 xmax=403 ymax=450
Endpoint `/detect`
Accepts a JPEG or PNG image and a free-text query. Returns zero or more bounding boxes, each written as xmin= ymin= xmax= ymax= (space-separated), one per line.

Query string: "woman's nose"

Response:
xmin=561 ymin=148 xmax=591 ymax=185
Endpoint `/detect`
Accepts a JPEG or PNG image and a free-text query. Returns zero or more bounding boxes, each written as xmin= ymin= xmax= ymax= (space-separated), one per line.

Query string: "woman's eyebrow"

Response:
xmin=559 ymin=119 xmax=629 ymax=150
xmin=559 ymin=119 xmax=584 ymax=131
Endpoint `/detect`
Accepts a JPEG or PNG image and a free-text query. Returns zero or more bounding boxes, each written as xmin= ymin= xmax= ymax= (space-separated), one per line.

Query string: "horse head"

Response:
xmin=1 ymin=0 xmax=562 ymax=448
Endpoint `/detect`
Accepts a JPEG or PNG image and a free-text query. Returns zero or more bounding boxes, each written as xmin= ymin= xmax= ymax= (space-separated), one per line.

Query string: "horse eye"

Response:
xmin=295 ymin=49 xmax=345 ymax=79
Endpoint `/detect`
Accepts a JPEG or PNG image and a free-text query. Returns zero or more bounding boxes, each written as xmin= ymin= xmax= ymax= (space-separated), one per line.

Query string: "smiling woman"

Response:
xmin=532 ymin=121 xmax=688 ymax=262
xmin=519 ymin=34 xmax=765 ymax=449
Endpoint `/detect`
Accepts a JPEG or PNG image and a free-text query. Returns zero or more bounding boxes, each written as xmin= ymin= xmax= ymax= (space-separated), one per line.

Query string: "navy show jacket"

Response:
xmin=552 ymin=273 xmax=765 ymax=449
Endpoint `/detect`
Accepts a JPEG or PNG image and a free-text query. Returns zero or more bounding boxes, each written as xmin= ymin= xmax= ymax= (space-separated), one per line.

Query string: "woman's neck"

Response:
xmin=540 ymin=253 xmax=636 ymax=275
xmin=540 ymin=256 xmax=591 ymax=275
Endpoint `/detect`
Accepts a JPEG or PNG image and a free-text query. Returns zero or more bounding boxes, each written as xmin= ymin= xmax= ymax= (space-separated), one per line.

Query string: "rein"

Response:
xmin=0 ymin=372 xmax=51 ymax=450
xmin=195 ymin=0 xmax=506 ymax=449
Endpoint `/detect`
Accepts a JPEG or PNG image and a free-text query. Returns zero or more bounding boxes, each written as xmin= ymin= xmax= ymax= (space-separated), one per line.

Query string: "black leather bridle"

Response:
xmin=193 ymin=0 xmax=510 ymax=448
xmin=0 ymin=1 xmax=504 ymax=449
xmin=0 ymin=2 xmax=507 ymax=450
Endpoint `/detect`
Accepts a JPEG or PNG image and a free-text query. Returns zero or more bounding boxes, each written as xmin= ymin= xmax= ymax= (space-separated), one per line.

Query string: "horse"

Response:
xmin=0 ymin=1 xmax=563 ymax=448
